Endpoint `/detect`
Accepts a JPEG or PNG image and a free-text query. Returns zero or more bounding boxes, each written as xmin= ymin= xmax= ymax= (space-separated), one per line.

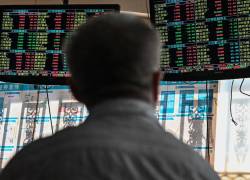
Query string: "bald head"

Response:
xmin=65 ymin=14 xmax=161 ymax=108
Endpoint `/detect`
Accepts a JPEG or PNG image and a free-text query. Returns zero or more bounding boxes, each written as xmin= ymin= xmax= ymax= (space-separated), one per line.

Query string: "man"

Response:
xmin=0 ymin=14 xmax=219 ymax=179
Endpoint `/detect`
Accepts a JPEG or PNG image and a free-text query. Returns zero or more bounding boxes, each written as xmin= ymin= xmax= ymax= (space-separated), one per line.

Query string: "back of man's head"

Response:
xmin=65 ymin=14 xmax=161 ymax=108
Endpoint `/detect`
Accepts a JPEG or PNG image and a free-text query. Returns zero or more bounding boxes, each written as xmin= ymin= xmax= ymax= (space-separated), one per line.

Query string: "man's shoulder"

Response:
xmin=0 ymin=126 xmax=78 ymax=179
xmin=0 ymin=125 xmax=219 ymax=180
xmin=18 ymin=126 xmax=78 ymax=156
xmin=5 ymin=127 xmax=76 ymax=163
xmin=5 ymin=124 xmax=206 ymax=165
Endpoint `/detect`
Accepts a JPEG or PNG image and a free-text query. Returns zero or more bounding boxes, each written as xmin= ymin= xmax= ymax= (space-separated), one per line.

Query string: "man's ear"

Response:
xmin=152 ymin=71 xmax=161 ymax=104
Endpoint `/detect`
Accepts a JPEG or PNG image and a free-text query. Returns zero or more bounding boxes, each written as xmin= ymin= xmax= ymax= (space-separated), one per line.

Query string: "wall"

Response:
xmin=0 ymin=81 xmax=216 ymax=170
xmin=215 ymin=79 xmax=250 ymax=173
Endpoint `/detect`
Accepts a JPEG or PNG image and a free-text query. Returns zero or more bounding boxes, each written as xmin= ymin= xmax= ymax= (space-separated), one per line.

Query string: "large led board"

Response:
xmin=150 ymin=0 xmax=250 ymax=80
xmin=0 ymin=5 xmax=120 ymax=84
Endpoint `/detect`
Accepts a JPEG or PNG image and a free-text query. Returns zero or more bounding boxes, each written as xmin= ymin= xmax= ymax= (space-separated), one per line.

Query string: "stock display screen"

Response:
xmin=150 ymin=0 xmax=250 ymax=80
xmin=0 ymin=5 xmax=119 ymax=84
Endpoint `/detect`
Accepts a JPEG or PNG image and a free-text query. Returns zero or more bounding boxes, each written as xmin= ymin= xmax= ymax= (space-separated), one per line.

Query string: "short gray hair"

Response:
xmin=65 ymin=14 xmax=160 ymax=103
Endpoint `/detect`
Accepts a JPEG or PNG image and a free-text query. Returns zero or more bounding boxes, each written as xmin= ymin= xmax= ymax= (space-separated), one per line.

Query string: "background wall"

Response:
xmin=0 ymin=81 xmax=215 ymax=170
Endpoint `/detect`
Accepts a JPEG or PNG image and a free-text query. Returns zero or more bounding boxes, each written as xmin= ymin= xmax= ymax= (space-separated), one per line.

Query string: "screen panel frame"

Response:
xmin=149 ymin=0 xmax=250 ymax=81
xmin=0 ymin=4 xmax=120 ymax=85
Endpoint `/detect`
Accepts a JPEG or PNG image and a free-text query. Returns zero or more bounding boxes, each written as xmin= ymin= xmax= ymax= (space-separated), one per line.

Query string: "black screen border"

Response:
xmin=0 ymin=4 xmax=120 ymax=85
xmin=149 ymin=0 xmax=250 ymax=81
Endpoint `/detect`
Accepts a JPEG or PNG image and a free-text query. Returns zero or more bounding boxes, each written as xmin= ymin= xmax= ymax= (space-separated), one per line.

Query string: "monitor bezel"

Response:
xmin=149 ymin=0 xmax=250 ymax=81
xmin=0 ymin=4 xmax=120 ymax=85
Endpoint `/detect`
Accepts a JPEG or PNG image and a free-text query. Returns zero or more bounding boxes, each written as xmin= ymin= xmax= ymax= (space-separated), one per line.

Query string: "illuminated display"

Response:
xmin=0 ymin=5 xmax=119 ymax=84
xmin=150 ymin=0 xmax=250 ymax=80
